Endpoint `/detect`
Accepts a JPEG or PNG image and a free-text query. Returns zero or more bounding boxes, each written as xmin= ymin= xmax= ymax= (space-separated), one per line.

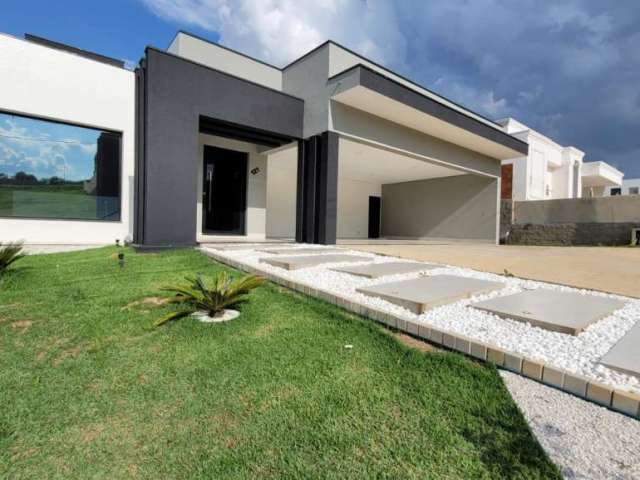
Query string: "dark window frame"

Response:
xmin=0 ymin=109 xmax=123 ymax=223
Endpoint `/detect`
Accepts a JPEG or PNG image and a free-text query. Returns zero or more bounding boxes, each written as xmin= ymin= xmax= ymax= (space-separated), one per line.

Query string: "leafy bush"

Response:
xmin=155 ymin=272 xmax=264 ymax=326
xmin=0 ymin=241 xmax=25 ymax=278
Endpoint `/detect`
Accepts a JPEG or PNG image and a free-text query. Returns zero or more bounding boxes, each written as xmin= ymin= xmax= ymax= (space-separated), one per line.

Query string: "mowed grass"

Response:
xmin=0 ymin=247 xmax=560 ymax=479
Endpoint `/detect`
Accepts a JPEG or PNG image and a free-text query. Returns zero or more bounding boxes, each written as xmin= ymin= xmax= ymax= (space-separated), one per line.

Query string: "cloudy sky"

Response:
xmin=138 ymin=0 xmax=640 ymax=176
xmin=3 ymin=0 xmax=640 ymax=176
xmin=0 ymin=113 xmax=99 ymax=181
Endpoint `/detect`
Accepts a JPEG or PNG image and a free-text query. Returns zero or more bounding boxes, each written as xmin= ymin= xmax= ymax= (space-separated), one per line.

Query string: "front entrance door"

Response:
xmin=202 ymin=145 xmax=247 ymax=235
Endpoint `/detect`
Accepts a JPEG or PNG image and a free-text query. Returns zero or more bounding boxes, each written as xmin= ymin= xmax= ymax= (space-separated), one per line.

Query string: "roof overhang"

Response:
xmin=581 ymin=161 xmax=624 ymax=187
xmin=328 ymin=65 xmax=528 ymax=160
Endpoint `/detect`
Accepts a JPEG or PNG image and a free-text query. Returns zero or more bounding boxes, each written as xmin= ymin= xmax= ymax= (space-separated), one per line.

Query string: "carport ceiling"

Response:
xmin=339 ymin=137 xmax=464 ymax=184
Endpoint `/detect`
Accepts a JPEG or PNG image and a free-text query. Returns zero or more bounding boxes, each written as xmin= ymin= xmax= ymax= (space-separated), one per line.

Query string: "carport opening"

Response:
xmin=336 ymin=137 xmax=498 ymax=244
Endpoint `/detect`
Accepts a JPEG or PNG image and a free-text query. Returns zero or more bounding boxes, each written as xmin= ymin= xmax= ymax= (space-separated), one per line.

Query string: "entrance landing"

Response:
xmin=258 ymin=247 xmax=343 ymax=255
xmin=332 ymin=261 xmax=438 ymax=278
xmin=600 ymin=322 xmax=640 ymax=377
xmin=261 ymin=254 xmax=369 ymax=271
xmin=357 ymin=275 xmax=503 ymax=314
xmin=472 ymin=290 xmax=626 ymax=335
xmin=210 ymin=244 xmax=281 ymax=251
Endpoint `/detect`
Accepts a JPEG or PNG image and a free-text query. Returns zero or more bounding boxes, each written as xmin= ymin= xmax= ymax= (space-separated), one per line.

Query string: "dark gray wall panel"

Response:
xmin=295 ymin=131 xmax=339 ymax=244
xmin=140 ymin=48 xmax=304 ymax=246
xmin=316 ymin=131 xmax=339 ymax=244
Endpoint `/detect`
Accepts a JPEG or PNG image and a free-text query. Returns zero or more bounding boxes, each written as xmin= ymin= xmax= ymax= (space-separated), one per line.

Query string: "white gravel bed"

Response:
xmin=205 ymin=244 xmax=640 ymax=394
xmin=501 ymin=370 xmax=640 ymax=479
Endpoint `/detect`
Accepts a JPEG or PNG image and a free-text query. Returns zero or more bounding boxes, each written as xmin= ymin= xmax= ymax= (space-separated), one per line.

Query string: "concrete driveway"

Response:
xmin=345 ymin=243 xmax=640 ymax=298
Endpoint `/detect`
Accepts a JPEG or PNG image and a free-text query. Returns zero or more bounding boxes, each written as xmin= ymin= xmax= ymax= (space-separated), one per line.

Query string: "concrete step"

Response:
xmin=332 ymin=261 xmax=438 ymax=278
xmin=261 ymin=254 xmax=369 ymax=271
xmin=207 ymin=244 xmax=284 ymax=251
xmin=471 ymin=289 xmax=626 ymax=335
xmin=357 ymin=275 xmax=504 ymax=314
xmin=257 ymin=247 xmax=343 ymax=255
xmin=600 ymin=321 xmax=640 ymax=377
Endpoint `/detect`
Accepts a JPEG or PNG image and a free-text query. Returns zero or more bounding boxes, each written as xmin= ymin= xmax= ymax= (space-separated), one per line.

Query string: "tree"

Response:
xmin=14 ymin=171 xmax=38 ymax=185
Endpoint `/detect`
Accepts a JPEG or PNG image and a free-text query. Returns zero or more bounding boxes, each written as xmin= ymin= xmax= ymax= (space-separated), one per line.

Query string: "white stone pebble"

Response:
xmin=208 ymin=245 xmax=640 ymax=394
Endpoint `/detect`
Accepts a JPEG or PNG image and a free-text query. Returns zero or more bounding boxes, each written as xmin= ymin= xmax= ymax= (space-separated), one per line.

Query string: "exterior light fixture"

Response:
xmin=118 ymin=252 xmax=125 ymax=268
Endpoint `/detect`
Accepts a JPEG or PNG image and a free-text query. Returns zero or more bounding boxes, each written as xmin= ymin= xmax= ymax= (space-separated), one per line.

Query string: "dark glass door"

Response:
xmin=368 ymin=196 xmax=381 ymax=239
xmin=202 ymin=145 xmax=247 ymax=235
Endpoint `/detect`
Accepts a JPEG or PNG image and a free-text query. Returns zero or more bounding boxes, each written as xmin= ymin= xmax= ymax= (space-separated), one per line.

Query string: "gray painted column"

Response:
xmin=295 ymin=131 xmax=339 ymax=244
xmin=316 ymin=131 xmax=339 ymax=244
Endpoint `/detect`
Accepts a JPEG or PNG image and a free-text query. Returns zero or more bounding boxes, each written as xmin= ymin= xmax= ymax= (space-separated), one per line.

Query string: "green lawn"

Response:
xmin=0 ymin=247 xmax=560 ymax=479
xmin=0 ymin=185 xmax=118 ymax=220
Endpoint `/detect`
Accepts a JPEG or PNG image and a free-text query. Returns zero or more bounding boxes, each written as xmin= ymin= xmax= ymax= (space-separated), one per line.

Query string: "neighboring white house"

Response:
xmin=606 ymin=178 xmax=640 ymax=196
xmin=581 ymin=161 xmax=624 ymax=197
xmin=496 ymin=117 xmax=623 ymax=200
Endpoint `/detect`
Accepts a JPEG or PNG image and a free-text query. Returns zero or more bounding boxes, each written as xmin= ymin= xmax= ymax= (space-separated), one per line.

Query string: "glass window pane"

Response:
xmin=0 ymin=112 xmax=121 ymax=221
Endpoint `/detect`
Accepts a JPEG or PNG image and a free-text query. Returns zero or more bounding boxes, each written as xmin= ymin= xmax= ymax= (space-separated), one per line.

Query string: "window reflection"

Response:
xmin=0 ymin=112 xmax=121 ymax=221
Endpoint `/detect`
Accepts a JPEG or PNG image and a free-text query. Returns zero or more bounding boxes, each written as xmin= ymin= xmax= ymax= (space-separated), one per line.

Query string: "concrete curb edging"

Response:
xmin=201 ymin=248 xmax=640 ymax=420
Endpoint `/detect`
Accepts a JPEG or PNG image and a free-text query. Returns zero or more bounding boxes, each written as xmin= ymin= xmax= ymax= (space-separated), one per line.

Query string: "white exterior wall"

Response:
xmin=337 ymin=178 xmax=381 ymax=239
xmin=265 ymin=147 xmax=297 ymax=238
xmin=168 ymin=32 xmax=283 ymax=90
xmin=0 ymin=34 xmax=135 ymax=245
xmin=196 ymin=134 xmax=268 ymax=242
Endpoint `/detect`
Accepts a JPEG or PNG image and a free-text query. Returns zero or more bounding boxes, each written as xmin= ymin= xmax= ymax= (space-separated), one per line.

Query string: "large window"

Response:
xmin=0 ymin=111 xmax=121 ymax=221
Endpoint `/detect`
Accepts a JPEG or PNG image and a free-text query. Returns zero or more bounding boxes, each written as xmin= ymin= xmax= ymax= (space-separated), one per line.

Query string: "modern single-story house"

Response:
xmin=497 ymin=117 xmax=623 ymax=201
xmin=0 ymin=31 xmax=528 ymax=247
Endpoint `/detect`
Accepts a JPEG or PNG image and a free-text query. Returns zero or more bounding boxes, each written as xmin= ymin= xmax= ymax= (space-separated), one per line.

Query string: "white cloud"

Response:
xmin=140 ymin=0 xmax=406 ymax=67
xmin=0 ymin=119 xmax=97 ymax=180
xmin=434 ymin=77 xmax=511 ymax=118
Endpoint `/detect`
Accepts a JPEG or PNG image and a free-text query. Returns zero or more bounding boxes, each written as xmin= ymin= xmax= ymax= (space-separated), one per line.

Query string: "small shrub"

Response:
xmin=155 ymin=272 xmax=264 ymax=326
xmin=0 ymin=241 xmax=26 ymax=278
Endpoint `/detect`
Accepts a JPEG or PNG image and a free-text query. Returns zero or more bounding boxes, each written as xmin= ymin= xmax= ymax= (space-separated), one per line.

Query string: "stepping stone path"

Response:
xmin=357 ymin=274 xmax=504 ymax=314
xmin=471 ymin=289 xmax=626 ymax=335
xmin=261 ymin=254 xmax=369 ymax=271
xmin=332 ymin=261 xmax=438 ymax=278
xmin=599 ymin=321 xmax=640 ymax=377
xmin=257 ymin=246 xmax=343 ymax=255
xmin=210 ymin=244 xmax=291 ymax=251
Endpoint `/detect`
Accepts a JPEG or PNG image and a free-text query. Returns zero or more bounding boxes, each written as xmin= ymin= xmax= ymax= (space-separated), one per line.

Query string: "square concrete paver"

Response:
xmin=331 ymin=261 xmax=438 ymax=278
xmin=471 ymin=289 xmax=626 ymax=335
xmin=257 ymin=246 xmax=343 ymax=255
xmin=261 ymin=254 xmax=369 ymax=270
xmin=600 ymin=321 xmax=640 ymax=377
xmin=209 ymin=244 xmax=282 ymax=251
xmin=356 ymin=275 xmax=504 ymax=314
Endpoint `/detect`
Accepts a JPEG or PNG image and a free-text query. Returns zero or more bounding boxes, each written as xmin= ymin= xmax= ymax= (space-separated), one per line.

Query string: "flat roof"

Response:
xmin=172 ymin=32 xmax=520 ymax=140
xmin=24 ymin=33 xmax=125 ymax=69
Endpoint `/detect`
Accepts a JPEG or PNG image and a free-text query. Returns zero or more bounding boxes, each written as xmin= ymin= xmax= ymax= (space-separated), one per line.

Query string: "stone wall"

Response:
xmin=506 ymin=222 xmax=640 ymax=246
xmin=514 ymin=195 xmax=640 ymax=224
xmin=501 ymin=196 xmax=640 ymax=246
xmin=499 ymin=200 xmax=513 ymax=241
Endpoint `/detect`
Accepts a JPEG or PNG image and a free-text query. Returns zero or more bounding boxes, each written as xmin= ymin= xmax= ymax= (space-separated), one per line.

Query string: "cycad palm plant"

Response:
xmin=0 ymin=241 xmax=26 ymax=278
xmin=155 ymin=272 xmax=264 ymax=326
